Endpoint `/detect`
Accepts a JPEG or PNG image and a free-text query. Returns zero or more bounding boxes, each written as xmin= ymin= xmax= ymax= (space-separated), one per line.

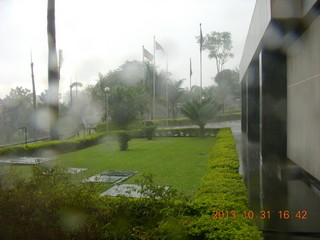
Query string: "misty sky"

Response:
xmin=0 ymin=0 xmax=256 ymax=99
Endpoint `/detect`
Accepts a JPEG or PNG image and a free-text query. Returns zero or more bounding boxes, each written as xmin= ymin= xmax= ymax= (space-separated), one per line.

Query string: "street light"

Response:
xmin=70 ymin=82 xmax=83 ymax=106
xmin=104 ymin=87 xmax=110 ymax=131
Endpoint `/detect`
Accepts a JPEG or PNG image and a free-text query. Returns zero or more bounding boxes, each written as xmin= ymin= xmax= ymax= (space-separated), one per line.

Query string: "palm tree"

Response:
xmin=180 ymin=97 xmax=222 ymax=137
xmin=47 ymin=0 xmax=59 ymax=140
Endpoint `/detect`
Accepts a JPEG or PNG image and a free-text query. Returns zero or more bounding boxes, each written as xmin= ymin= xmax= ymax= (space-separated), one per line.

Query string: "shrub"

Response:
xmin=0 ymin=133 xmax=106 ymax=157
xmin=156 ymin=128 xmax=219 ymax=137
xmin=184 ymin=128 xmax=262 ymax=239
xmin=143 ymin=126 xmax=157 ymax=140
xmin=0 ymin=166 xmax=104 ymax=240
xmin=216 ymin=112 xmax=241 ymax=122
xmin=140 ymin=112 xmax=241 ymax=128
xmin=118 ymin=131 xmax=132 ymax=151
xmin=95 ymin=121 xmax=118 ymax=133
xmin=0 ymin=166 xmax=187 ymax=240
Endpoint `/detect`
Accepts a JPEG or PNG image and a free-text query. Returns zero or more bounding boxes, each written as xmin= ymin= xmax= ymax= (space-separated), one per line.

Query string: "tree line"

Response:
xmin=0 ymin=59 xmax=239 ymax=145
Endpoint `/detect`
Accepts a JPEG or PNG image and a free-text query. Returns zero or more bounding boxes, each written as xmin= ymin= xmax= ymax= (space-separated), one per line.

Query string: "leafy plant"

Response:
xmin=118 ymin=131 xmax=132 ymax=151
xmin=184 ymin=128 xmax=262 ymax=239
xmin=180 ymin=98 xmax=222 ymax=137
xmin=144 ymin=126 xmax=157 ymax=140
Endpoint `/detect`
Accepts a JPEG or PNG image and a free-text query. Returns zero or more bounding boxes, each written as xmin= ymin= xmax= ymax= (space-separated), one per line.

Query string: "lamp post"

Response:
xmin=104 ymin=87 xmax=110 ymax=131
xmin=70 ymin=82 xmax=83 ymax=106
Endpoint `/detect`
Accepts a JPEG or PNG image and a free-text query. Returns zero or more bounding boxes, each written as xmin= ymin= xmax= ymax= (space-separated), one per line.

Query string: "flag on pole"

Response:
xmin=143 ymin=47 xmax=154 ymax=61
xmin=155 ymin=41 xmax=164 ymax=53
xmin=199 ymin=23 xmax=203 ymax=100
xmin=190 ymin=58 xmax=192 ymax=77
xmin=200 ymin=23 xmax=204 ymax=51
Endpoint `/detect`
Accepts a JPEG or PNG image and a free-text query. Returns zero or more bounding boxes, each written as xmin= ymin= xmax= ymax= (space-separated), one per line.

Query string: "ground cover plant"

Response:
xmin=54 ymin=136 xmax=216 ymax=195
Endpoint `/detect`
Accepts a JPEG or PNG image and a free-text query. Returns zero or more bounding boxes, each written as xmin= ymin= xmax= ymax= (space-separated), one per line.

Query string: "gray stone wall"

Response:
xmin=287 ymin=15 xmax=320 ymax=179
xmin=240 ymin=0 xmax=271 ymax=80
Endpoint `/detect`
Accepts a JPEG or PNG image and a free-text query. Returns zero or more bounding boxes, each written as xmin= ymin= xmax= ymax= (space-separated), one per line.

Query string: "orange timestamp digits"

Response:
xmin=212 ymin=210 xmax=237 ymax=219
xmin=212 ymin=210 xmax=308 ymax=220
xmin=212 ymin=210 xmax=271 ymax=219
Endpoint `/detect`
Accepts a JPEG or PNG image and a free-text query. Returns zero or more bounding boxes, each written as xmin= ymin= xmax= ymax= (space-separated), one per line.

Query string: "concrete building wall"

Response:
xmin=271 ymin=0 xmax=302 ymax=18
xmin=240 ymin=0 xmax=271 ymax=79
xmin=287 ymin=15 xmax=320 ymax=179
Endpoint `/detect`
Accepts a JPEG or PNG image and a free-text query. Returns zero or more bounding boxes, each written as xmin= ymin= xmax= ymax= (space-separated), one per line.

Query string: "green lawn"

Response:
xmin=50 ymin=136 xmax=215 ymax=195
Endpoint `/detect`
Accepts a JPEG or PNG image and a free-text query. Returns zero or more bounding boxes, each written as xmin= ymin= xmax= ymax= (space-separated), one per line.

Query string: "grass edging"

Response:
xmin=185 ymin=128 xmax=262 ymax=239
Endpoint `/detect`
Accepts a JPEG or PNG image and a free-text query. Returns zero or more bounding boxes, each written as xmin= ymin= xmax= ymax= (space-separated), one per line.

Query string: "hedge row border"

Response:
xmin=185 ymin=128 xmax=262 ymax=239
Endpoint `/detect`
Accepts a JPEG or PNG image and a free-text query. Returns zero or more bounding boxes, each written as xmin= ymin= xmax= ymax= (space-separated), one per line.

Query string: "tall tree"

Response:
xmin=197 ymin=31 xmax=234 ymax=74
xmin=47 ymin=0 xmax=59 ymax=140
xmin=109 ymin=85 xmax=148 ymax=129
xmin=0 ymin=87 xmax=33 ymax=143
xmin=213 ymin=68 xmax=240 ymax=112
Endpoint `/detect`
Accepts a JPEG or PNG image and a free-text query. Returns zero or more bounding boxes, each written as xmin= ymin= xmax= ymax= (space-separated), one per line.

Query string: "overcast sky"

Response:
xmin=0 ymin=0 xmax=256 ymax=99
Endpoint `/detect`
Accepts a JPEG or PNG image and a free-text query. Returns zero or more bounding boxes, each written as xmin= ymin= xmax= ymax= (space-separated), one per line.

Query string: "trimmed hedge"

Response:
xmin=118 ymin=130 xmax=132 ymax=151
xmin=94 ymin=112 xmax=241 ymax=132
xmin=156 ymin=128 xmax=219 ymax=137
xmin=216 ymin=112 xmax=241 ymax=122
xmin=142 ymin=113 xmax=241 ymax=128
xmin=185 ymin=128 xmax=262 ymax=239
xmin=113 ymin=128 xmax=219 ymax=138
xmin=0 ymin=133 xmax=106 ymax=157
xmin=0 ymin=127 xmax=217 ymax=157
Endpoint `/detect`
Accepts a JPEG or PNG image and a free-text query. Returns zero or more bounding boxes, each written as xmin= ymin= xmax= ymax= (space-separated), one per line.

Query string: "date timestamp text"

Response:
xmin=212 ymin=210 xmax=308 ymax=220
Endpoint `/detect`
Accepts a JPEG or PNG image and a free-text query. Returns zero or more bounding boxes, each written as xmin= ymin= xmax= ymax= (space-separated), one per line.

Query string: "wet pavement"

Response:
xmin=241 ymin=131 xmax=320 ymax=239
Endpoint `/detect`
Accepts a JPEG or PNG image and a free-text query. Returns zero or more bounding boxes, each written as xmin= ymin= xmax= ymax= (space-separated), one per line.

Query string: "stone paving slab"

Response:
xmin=0 ymin=157 xmax=51 ymax=165
xmin=67 ymin=168 xmax=88 ymax=174
xmin=84 ymin=170 xmax=138 ymax=184
xmin=100 ymin=184 xmax=170 ymax=198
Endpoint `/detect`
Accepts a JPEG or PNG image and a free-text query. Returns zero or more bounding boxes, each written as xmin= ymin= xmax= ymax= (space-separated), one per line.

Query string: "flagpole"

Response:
xmin=189 ymin=58 xmax=192 ymax=91
xmin=142 ymin=45 xmax=145 ymax=84
xmin=200 ymin=23 xmax=203 ymax=100
xmin=153 ymin=36 xmax=156 ymax=120
xmin=166 ymin=54 xmax=169 ymax=126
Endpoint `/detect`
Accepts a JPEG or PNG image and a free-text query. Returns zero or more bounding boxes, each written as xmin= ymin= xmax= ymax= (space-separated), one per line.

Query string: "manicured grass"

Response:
xmin=52 ymin=136 xmax=215 ymax=195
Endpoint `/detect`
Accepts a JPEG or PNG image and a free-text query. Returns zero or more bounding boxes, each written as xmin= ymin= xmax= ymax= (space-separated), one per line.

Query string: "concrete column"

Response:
xmin=259 ymin=49 xmax=288 ymax=231
xmin=247 ymin=59 xmax=260 ymax=143
xmin=259 ymin=50 xmax=287 ymax=168
xmin=241 ymin=75 xmax=247 ymax=133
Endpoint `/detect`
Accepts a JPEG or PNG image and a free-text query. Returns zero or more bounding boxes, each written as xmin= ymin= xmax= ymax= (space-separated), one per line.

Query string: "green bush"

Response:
xmin=216 ymin=112 xmax=241 ymax=122
xmin=0 ymin=166 xmax=187 ymax=240
xmin=0 ymin=133 xmax=106 ymax=157
xmin=144 ymin=126 xmax=157 ymax=140
xmin=184 ymin=128 xmax=262 ymax=239
xmin=118 ymin=131 xmax=132 ymax=151
xmin=95 ymin=121 xmax=118 ymax=133
xmin=141 ymin=112 xmax=241 ymax=128
xmin=156 ymin=128 xmax=219 ymax=137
